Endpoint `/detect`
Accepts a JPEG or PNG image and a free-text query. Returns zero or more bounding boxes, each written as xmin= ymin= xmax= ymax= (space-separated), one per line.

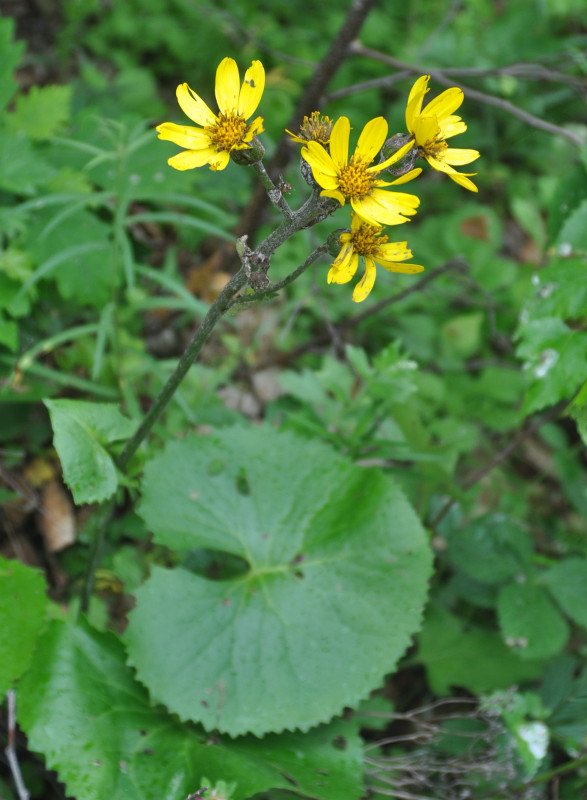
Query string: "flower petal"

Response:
xmin=356 ymin=117 xmax=387 ymax=163
xmin=439 ymin=115 xmax=467 ymax=138
xmin=302 ymin=141 xmax=338 ymax=175
xmin=329 ymin=244 xmax=358 ymax=284
xmin=424 ymin=87 xmax=464 ymax=121
xmin=352 ymin=190 xmax=418 ymax=227
xmin=352 ymin=257 xmax=376 ymax=302
xmin=156 ymin=122 xmax=211 ymax=150
xmin=209 ymin=150 xmax=231 ymax=171
xmin=375 ymin=241 xmax=411 ymax=261
xmin=215 ymin=57 xmax=240 ymax=114
xmin=329 ymin=116 xmax=351 ymax=170
xmin=242 ymin=115 xmax=265 ymax=143
xmin=389 ymin=167 xmax=422 ymax=185
xmin=239 ymin=60 xmax=265 ymax=119
xmin=374 ymin=139 xmax=416 ymax=171
xmin=448 ymin=172 xmax=478 ymax=192
xmin=412 ymin=115 xmax=441 ymax=147
xmin=405 ymin=75 xmax=429 ymax=133
xmin=320 ymin=188 xmax=346 ymax=205
xmin=167 ymin=148 xmax=219 ymax=171
xmin=176 ymin=84 xmax=216 ymax=127
xmin=378 ymin=260 xmax=425 ymax=274
xmin=443 ymin=147 xmax=480 ymax=166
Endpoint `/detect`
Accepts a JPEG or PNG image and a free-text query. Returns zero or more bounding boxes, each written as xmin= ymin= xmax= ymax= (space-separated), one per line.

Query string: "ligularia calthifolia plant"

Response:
xmin=157 ymin=60 xmax=480 ymax=302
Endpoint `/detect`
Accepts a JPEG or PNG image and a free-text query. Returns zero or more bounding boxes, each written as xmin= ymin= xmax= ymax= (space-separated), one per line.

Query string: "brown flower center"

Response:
xmin=347 ymin=222 xmax=388 ymax=256
xmin=338 ymin=157 xmax=374 ymax=200
xmin=208 ymin=112 xmax=249 ymax=151
xmin=419 ymin=129 xmax=448 ymax=159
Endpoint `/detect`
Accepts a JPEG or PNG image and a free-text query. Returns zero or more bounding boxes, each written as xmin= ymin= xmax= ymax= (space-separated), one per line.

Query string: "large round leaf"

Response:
xmin=126 ymin=426 xmax=432 ymax=736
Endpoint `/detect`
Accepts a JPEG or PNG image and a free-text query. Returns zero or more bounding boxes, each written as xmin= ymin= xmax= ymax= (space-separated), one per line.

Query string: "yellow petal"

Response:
xmin=320 ymin=188 xmax=346 ymax=205
xmin=352 ymin=192 xmax=416 ymax=227
xmin=356 ymin=117 xmax=387 ymax=163
xmin=215 ymin=57 xmax=240 ymax=114
xmin=390 ymin=167 xmax=422 ymax=185
xmin=425 ymin=154 xmax=457 ymax=174
xmin=412 ymin=115 xmax=441 ymax=147
xmin=329 ymin=117 xmax=350 ymax=170
xmin=167 ymin=148 xmax=219 ymax=171
xmin=439 ymin=115 xmax=467 ymax=138
xmin=405 ymin=75 xmax=429 ymax=133
xmin=424 ymin=87 xmax=464 ymax=121
xmin=448 ymin=172 xmax=478 ymax=192
xmin=239 ymin=60 xmax=265 ymax=119
xmin=156 ymin=122 xmax=211 ymax=150
xmin=242 ymin=116 xmax=265 ymax=143
xmin=209 ymin=150 xmax=231 ymax=171
xmin=302 ymin=141 xmax=338 ymax=175
xmin=176 ymin=84 xmax=216 ymax=127
xmin=378 ymin=260 xmax=425 ymax=274
xmin=352 ymin=257 xmax=376 ymax=302
xmin=443 ymin=147 xmax=480 ymax=166
xmin=375 ymin=241 xmax=411 ymax=261
xmin=374 ymin=139 xmax=416 ymax=172
xmin=329 ymin=244 xmax=358 ymax=284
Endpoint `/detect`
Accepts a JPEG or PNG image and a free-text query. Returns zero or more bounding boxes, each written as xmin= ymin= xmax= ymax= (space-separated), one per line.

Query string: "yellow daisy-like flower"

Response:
xmin=405 ymin=75 xmax=480 ymax=192
xmin=301 ymin=116 xmax=422 ymax=228
xmin=286 ymin=111 xmax=334 ymax=145
xmin=156 ymin=57 xmax=265 ymax=171
xmin=329 ymin=213 xmax=424 ymax=303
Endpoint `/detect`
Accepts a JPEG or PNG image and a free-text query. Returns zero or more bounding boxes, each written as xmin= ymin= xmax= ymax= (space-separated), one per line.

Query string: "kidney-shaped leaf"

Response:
xmin=17 ymin=618 xmax=363 ymax=800
xmin=126 ymin=426 xmax=432 ymax=736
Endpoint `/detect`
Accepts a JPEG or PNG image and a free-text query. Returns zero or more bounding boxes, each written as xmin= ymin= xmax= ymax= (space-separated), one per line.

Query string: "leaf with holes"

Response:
xmin=126 ymin=425 xmax=432 ymax=736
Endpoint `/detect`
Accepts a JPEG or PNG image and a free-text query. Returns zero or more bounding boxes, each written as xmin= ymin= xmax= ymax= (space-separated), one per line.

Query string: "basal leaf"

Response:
xmin=497 ymin=581 xmax=569 ymax=660
xmin=0 ymin=555 xmax=48 ymax=695
xmin=44 ymin=399 xmax=136 ymax=504
xmin=17 ymin=619 xmax=363 ymax=800
xmin=127 ymin=426 xmax=433 ymax=736
xmin=541 ymin=557 xmax=587 ymax=629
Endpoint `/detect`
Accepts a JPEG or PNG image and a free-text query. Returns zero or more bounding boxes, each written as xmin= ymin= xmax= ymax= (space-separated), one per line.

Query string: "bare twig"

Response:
xmin=4 ymin=691 xmax=30 ymax=800
xmin=350 ymin=43 xmax=583 ymax=146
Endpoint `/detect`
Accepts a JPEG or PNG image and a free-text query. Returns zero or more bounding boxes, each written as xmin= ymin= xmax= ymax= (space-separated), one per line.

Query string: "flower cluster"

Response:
xmin=157 ymin=58 xmax=480 ymax=302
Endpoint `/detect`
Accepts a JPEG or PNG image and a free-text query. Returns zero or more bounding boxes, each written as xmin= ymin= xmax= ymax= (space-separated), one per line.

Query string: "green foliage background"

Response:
xmin=1 ymin=1 xmax=587 ymax=799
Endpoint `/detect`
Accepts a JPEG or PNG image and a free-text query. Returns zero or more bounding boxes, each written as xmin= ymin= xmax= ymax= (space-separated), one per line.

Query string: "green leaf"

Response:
xmin=555 ymin=197 xmax=587 ymax=255
xmin=6 ymin=85 xmax=72 ymax=140
xmin=497 ymin=581 xmax=569 ymax=660
xmin=446 ymin=513 xmax=533 ymax=583
xmin=441 ymin=312 xmax=483 ymax=360
xmin=0 ymin=18 xmax=25 ymax=112
xmin=0 ymin=555 xmax=48 ymax=695
xmin=541 ymin=557 xmax=587 ymax=629
xmin=0 ymin=313 xmax=18 ymax=351
xmin=44 ymin=399 xmax=136 ymax=504
xmin=515 ymin=317 xmax=587 ymax=414
xmin=127 ymin=426 xmax=432 ymax=736
xmin=418 ymin=605 xmax=542 ymax=695
xmin=18 ymin=619 xmax=363 ymax=800
xmin=0 ymin=130 xmax=54 ymax=195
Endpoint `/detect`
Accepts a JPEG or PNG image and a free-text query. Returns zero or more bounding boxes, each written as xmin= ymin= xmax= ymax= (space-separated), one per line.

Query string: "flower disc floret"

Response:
xmin=156 ymin=57 xmax=265 ymax=172
xmin=329 ymin=213 xmax=424 ymax=303
xmin=286 ymin=111 xmax=334 ymax=145
xmin=405 ymin=75 xmax=480 ymax=192
xmin=301 ymin=116 xmax=422 ymax=228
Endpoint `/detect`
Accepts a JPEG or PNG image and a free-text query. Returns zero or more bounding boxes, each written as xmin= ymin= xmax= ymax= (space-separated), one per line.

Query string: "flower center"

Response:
xmin=208 ymin=112 xmax=249 ymax=152
xmin=419 ymin=124 xmax=448 ymax=159
xmin=338 ymin=157 xmax=374 ymax=200
xmin=297 ymin=111 xmax=334 ymax=144
xmin=348 ymin=222 xmax=388 ymax=256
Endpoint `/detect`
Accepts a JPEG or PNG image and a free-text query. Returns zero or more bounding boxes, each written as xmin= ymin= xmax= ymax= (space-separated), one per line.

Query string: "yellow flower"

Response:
xmin=156 ymin=57 xmax=265 ymax=171
xmin=301 ymin=116 xmax=422 ymax=227
xmin=329 ymin=213 xmax=424 ymax=303
xmin=286 ymin=111 xmax=334 ymax=145
xmin=405 ymin=75 xmax=480 ymax=192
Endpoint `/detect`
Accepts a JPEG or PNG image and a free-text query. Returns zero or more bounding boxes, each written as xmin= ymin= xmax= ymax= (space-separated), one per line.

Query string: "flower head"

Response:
xmin=286 ymin=111 xmax=334 ymax=145
xmin=156 ymin=57 xmax=265 ymax=171
xmin=405 ymin=75 xmax=480 ymax=192
xmin=301 ymin=116 xmax=422 ymax=228
xmin=329 ymin=213 xmax=424 ymax=302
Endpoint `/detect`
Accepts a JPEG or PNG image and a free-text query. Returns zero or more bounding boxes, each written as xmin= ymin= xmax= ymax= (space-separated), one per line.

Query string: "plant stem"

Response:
xmin=116 ymin=266 xmax=248 ymax=471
